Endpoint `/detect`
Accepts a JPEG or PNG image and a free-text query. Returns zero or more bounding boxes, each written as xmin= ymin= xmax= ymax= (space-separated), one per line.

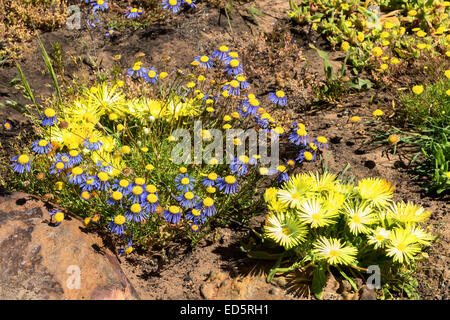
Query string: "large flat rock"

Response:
xmin=0 ymin=191 xmax=139 ymax=300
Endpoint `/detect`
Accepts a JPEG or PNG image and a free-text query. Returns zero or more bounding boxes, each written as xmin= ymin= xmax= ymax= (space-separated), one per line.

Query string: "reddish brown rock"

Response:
xmin=0 ymin=191 xmax=139 ymax=300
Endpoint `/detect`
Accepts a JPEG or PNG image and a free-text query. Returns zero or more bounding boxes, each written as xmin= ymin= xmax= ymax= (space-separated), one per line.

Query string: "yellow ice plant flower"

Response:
xmin=412 ymin=85 xmax=424 ymax=95
xmin=264 ymin=212 xmax=307 ymax=250
xmin=368 ymin=227 xmax=390 ymax=249
xmin=386 ymin=201 xmax=431 ymax=224
xmin=408 ymin=10 xmax=417 ymax=17
xmin=297 ymin=197 xmax=339 ymax=228
xmin=344 ymin=202 xmax=378 ymax=235
xmin=312 ymin=237 xmax=358 ymax=266
xmin=386 ymin=228 xmax=421 ymax=264
xmin=356 ymin=177 xmax=394 ymax=208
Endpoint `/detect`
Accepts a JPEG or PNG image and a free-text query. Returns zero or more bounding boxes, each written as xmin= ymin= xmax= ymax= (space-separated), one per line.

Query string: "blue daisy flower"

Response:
xmin=49 ymin=159 xmax=68 ymax=175
xmin=296 ymin=149 xmax=316 ymax=163
xmin=41 ymin=108 xmax=58 ymax=127
xmin=129 ymin=184 xmax=145 ymax=203
xmin=185 ymin=208 xmax=206 ymax=225
xmin=95 ymin=171 xmax=110 ymax=191
xmin=106 ymin=190 xmax=124 ymax=206
xmin=229 ymin=155 xmax=250 ymax=176
xmin=80 ymin=176 xmax=97 ymax=192
xmin=67 ymin=166 xmax=86 ymax=185
xmin=163 ymin=205 xmax=182 ymax=224
xmin=82 ymin=136 xmax=103 ymax=151
xmin=276 ymin=165 xmax=289 ymax=183
xmin=197 ymin=197 xmax=216 ymax=217
xmin=288 ymin=123 xmax=309 ymax=146
xmin=236 ymin=75 xmax=250 ymax=90
xmin=211 ymin=46 xmax=230 ymax=62
xmin=105 ymin=28 xmax=115 ymax=37
xmin=224 ymin=59 xmax=244 ymax=76
xmin=143 ymin=193 xmax=159 ymax=213
xmin=222 ymin=80 xmax=240 ymax=96
xmin=31 ymin=139 xmax=52 ymax=154
xmin=108 ymin=215 xmax=127 ymax=236
xmin=144 ymin=67 xmax=159 ymax=84
xmin=175 ymin=173 xmax=196 ymax=193
xmin=223 ymin=51 xmax=240 ymax=65
xmin=118 ymin=238 xmax=134 ymax=256
xmin=177 ymin=192 xmax=199 ymax=209
xmin=91 ymin=0 xmax=108 ymax=12
xmin=315 ymin=136 xmax=329 ymax=149
xmin=269 ymin=90 xmax=287 ymax=106
xmin=10 ymin=154 xmax=32 ymax=174
xmin=127 ymin=63 xmax=149 ymax=79
xmin=216 ymin=175 xmax=239 ymax=194
xmin=112 ymin=179 xmax=133 ymax=196
xmin=125 ymin=203 xmax=148 ymax=223
xmin=3 ymin=121 xmax=12 ymax=131
xmin=68 ymin=150 xmax=83 ymax=166
xmin=162 ymin=0 xmax=183 ymax=14
xmin=183 ymin=0 xmax=196 ymax=8
xmin=194 ymin=55 xmax=214 ymax=69
xmin=49 ymin=209 xmax=65 ymax=226
xmin=125 ymin=7 xmax=143 ymax=19
xmin=202 ymin=172 xmax=219 ymax=187
xmin=190 ymin=222 xmax=201 ymax=232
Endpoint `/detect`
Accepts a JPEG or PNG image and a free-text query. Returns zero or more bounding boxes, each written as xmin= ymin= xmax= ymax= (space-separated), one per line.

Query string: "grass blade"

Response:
xmin=37 ymin=34 xmax=63 ymax=104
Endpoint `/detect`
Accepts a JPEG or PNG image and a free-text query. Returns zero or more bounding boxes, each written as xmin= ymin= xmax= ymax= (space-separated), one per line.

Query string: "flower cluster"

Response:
xmin=262 ymin=172 xmax=434 ymax=296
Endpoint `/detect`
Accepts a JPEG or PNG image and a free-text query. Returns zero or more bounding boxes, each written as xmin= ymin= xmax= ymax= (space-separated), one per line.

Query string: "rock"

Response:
xmin=0 ymin=191 xmax=139 ymax=300
xmin=358 ymin=285 xmax=377 ymax=300
xmin=200 ymin=283 xmax=217 ymax=300
xmin=338 ymin=279 xmax=353 ymax=294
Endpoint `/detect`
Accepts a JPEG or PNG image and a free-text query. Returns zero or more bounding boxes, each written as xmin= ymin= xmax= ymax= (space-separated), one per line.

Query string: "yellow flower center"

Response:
xmin=69 ymin=150 xmax=79 ymax=157
xmin=119 ymin=179 xmax=129 ymax=188
xmin=18 ymin=155 xmax=30 ymax=164
xmin=277 ymin=165 xmax=286 ymax=173
xmin=352 ymin=215 xmax=361 ymax=224
xmin=98 ymin=172 xmax=108 ymax=182
xmin=44 ymin=108 xmax=56 ymax=118
xmin=112 ymin=191 xmax=123 ymax=201
xmin=204 ymin=197 xmax=214 ymax=207
xmin=206 ymin=186 xmax=216 ymax=193
xmin=54 ymin=211 xmax=64 ymax=223
xmin=181 ymin=177 xmax=190 ymax=185
xmin=397 ymin=243 xmax=406 ymax=252
xmin=276 ymin=91 xmax=285 ymax=98
xmin=281 ymin=227 xmax=291 ymax=236
xmin=147 ymin=194 xmax=158 ymax=203
xmin=184 ymin=192 xmax=194 ymax=200
xmin=81 ymin=191 xmax=90 ymax=200
xmin=304 ymin=152 xmax=313 ymax=161
xmin=56 ymin=162 xmax=65 ymax=170
xmin=317 ymin=136 xmax=327 ymax=144
xmin=169 ymin=206 xmax=180 ymax=214
xmin=219 ymin=46 xmax=229 ymax=52
xmin=229 ymin=52 xmax=238 ymax=58
xmin=114 ymin=215 xmax=126 ymax=225
xmin=311 ymin=213 xmax=321 ymax=221
xmin=148 ymin=70 xmax=156 ymax=78
xmin=38 ymin=140 xmax=48 ymax=147
xmin=229 ymin=59 xmax=239 ymax=68
xmin=135 ymin=177 xmax=145 ymax=185
xmin=192 ymin=209 xmax=201 ymax=216
xmin=130 ymin=203 xmax=141 ymax=213
xmin=375 ymin=234 xmax=385 ymax=241
xmin=132 ymin=186 xmax=143 ymax=195
xmin=230 ymin=80 xmax=239 ymax=88
xmin=329 ymin=249 xmax=339 ymax=257
xmin=179 ymin=167 xmax=187 ymax=174
xmin=207 ymin=173 xmax=218 ymax=181
xmin=200 ymin=56 xmax=209 ymax=63
xmin=224 ymin=176 xmax=236 ymax=184
xmin=72 ymin=167 xmax=83 ymax=176
xmin=146 ymin=185 xmax=157 ymax=193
